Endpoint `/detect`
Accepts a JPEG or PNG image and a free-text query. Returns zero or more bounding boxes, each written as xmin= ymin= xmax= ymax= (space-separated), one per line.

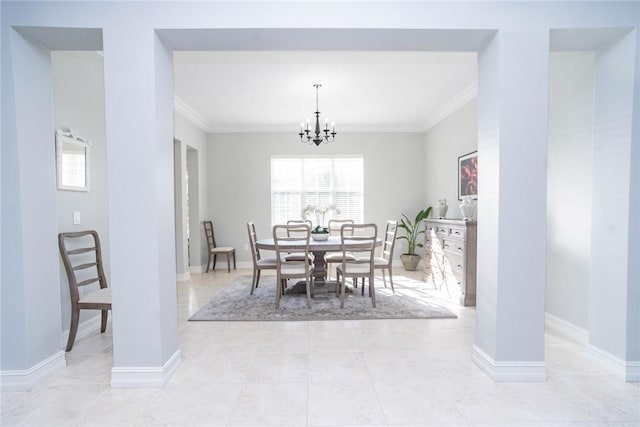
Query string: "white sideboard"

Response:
xmin=423 ymin=219 xmax=477 ymax=306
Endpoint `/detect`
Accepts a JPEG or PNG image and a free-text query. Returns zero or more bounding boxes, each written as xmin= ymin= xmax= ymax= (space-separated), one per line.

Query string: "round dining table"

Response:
xmin=255 ymin=235 xmax=381 ymax=295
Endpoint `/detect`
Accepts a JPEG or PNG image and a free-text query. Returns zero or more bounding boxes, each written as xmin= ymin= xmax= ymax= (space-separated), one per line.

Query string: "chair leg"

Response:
xmin=101 ymin=310 xmax=108 ymax=333
xmin=250 ymin=269 xmax=258 ymax=295
xmin=256 ymin=270 xmax=262 ymax=289
xmin=382 ymin=270 xmax=388 ymax=288
xmin=306 ymin=275 xmax=312 ymax=309
xmin=275 ymin=275 xmax=282 ymax=309
xmin=370 ymin=275 xmax=376 ymax=308
xmin=212 ymin=255 xmax=217 ymax=271
xmin=388 ymin=268 xmax=395 ymax=294
xmin=226 ymin=254 xmax=231 ymax=273
xmin=233 ymin=252 xmax=236 ymax=270
xmin=66 ymin=308 xmax=80 ymax=352
xmin=206 ymin=252 xmax=212 ymax=273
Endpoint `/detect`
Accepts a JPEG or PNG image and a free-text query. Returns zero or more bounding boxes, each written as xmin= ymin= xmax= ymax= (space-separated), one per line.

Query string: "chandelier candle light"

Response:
xmin=299 ymin=83 xmax=336 ymax=146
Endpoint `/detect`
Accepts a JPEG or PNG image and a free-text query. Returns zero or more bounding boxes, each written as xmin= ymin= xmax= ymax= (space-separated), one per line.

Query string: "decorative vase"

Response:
xmin=459 ymin=196 xmax=476 ymax=221
xmin=311 ymin=233 xmax=329 ymax=241
xmin=400 ymin=253 xmax=421 ymax=271
xmin=434 ymin=198 xmax=448 ymax=219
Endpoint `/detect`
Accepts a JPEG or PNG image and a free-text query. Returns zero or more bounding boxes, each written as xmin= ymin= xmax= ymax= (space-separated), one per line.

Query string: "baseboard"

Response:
xmin=195 ymin=262 xmax=251 ymax=272
xmin=0 ymin=351 xmax=66 ymax=392
xmin=472 ymin=345 xmax=547 ymax=382
xmin=111 ymin=349 xmax=182 ymax=388
xmin=189 ymin=265 xmax=204 ymax=274
xmin=60 ymin=314 xmax=107 ymax=349
xmin=176 ymin=271 xmax=191 ymax=282
xmin=589 ymin=344 xmax=640 ymax=382
xmin=626 ymin=362 xmax=640 ymax=382
xmin=545 ymin=312 xmax=588 ymax=345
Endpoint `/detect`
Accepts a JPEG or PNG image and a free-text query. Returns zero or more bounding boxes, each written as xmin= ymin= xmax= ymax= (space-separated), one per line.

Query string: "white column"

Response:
xmin=472 ymin=28 xmax=549 ymax=381
xmin=589 ymin=29 xmax=640 ymax=381
xmin=1 ymin=28 xmax=66 ymax=390
xmin=103 ymin=24 xmax=180 ymax=387
xmin=186 ymin=147 xmax=203 ymax=272
xmin=174 ymin=139 xmax=190 ymax=281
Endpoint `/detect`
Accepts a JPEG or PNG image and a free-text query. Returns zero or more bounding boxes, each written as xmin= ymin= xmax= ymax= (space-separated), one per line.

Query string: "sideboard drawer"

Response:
xmin=449 ymin=227 xmax=465 ymax=240
xmin=436 ymin=226 xmax=450 ymax=238
xmin=443 ymin=240 xmax=465 ymax=256
xmin=423 ymin=219 xmax=477 ymax=307
xmin=444 ymin=253 xmax=464 ymax=272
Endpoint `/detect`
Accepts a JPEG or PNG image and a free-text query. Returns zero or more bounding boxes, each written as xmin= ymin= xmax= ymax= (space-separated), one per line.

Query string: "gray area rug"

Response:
xmin=189 ymin=275 xmax=457 ymax=321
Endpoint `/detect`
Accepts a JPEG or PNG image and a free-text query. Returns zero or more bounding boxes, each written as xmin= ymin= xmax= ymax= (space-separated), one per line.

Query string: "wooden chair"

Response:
xmin=336 ymin=223 xmax=378 ymax=308
xmin=247 ymin=221 xmax=278 ymax=295
xmin=203 ymin=221 xmax=236 ymax=273
xmin=284 ymin=219 xmax=314 ymax=263
xmin=273 ymin=223 xmax=314 ymax=309
xmin=374 ymin=220 xmax=398 ymax=294
xmin=58 ymin=230 xmax=111 ymax=352
xmin=324 ymin=219 xmax=355 ymax=279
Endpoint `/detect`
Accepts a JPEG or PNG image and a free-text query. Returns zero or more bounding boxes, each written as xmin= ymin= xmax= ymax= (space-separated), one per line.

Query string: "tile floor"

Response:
xmin=2 ymin=269 xmax=639 ymax=426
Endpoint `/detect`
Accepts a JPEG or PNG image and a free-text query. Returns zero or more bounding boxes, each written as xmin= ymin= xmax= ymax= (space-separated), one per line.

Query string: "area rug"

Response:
xmin=189 ymin=275 xmax=457 ymax=321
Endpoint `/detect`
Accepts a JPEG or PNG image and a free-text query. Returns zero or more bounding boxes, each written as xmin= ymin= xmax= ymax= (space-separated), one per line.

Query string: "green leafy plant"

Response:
xmin=397 ymin=206 xmax=433 ymax=255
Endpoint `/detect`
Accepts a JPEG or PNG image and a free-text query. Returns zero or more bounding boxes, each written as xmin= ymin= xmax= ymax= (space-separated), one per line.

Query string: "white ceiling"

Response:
xmin=172 ymin=51 xmax=477 ymax=133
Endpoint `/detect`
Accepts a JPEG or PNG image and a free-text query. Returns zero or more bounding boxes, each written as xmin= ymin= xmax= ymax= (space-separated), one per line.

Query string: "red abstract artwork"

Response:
xmin=458 ymin=151 xmax=478 ymax=200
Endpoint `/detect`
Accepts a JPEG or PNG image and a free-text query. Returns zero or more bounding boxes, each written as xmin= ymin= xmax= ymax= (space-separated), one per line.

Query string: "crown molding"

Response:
xmin=174 ymin=96 xmax=211 ymax=132
xmin=208 ymin=125 xmax=425 ymax=134
xmin=422 ymin=81 xmax=477 ymax=132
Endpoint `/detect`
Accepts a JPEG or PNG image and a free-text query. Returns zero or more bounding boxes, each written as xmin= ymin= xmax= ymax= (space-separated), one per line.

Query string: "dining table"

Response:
xmin=255 ymin=235 xmax=381 ymax=296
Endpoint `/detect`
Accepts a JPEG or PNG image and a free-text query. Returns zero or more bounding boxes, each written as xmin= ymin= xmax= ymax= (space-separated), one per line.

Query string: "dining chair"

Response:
xmin=58 ymin=230 xmax=111 ymax=352
xmin=324 ymin=219 xmax=355 ymax=280
xmin=374 ymin=220 xmax=398 ymax=294
xmin=284 ymin=219 xmax=314 ymax=263
xmin=203 ymin=221 xmax=236 ymax=273
xmin=247 ymin=221 xmax=279 ymax=295
xmin=336 ymin=223 xmax=378 ymax=308
xmin=273 ymin=223 xmax=314 ymax=309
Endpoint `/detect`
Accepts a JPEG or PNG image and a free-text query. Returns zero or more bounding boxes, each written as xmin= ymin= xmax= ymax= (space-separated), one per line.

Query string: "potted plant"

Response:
xmin=301 ymin=204 xmax=339 ymax=240
xmin=397 ymin=206 xmax=432 ymax=270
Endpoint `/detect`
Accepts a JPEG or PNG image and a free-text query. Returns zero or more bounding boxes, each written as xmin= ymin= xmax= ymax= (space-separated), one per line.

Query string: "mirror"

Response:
xmin=56 ymin=129 xmax=91 ymax=192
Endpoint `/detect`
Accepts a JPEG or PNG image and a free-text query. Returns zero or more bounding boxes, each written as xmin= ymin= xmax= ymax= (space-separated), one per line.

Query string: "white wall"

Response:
xmin=589 ymin=30 xmax=638 ymax=369
xmin=207 ymin=132 xmax=425 ymax=265
xmin=546 ymin=52 xmax=595 ymax=333
xmin=175 ymin=113 xmax=208 ymax=271
xmin=52 ymin=51 xmax=109 ymax=343
xmin=424 ymin=100 xmax=477 ymax=219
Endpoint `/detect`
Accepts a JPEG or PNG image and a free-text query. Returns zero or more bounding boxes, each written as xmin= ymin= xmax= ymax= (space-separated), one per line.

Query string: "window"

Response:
xmin=271 ymin=157 xmax=364 ymax=226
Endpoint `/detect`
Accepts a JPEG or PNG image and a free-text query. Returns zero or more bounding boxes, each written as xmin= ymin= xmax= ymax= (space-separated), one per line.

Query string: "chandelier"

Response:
xmin=299 ymin=83 xmax=336 ymax=146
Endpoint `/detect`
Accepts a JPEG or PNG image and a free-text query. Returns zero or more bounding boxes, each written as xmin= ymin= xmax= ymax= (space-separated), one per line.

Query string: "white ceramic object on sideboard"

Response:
xmin=459 ymin=196 xmax=476 ymax=220
xmin=434 ymin=198 xmax=448 ymax=219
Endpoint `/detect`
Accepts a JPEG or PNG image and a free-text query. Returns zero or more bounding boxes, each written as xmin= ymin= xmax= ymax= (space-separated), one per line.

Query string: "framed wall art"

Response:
xmin=458 ymin=150 xmax=478 ymax=200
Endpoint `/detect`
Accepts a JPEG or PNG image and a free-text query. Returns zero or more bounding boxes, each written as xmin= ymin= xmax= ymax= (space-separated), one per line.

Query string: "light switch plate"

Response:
xmin=73 ymin=211 xmax=81 ymax=225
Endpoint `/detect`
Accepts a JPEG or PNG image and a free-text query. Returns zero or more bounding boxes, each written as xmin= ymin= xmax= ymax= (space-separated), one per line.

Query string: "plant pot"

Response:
xmin=400 ymin=253 xmax=421 ymax=271
xmin=311 ymin=233 xmax=329 ymax=241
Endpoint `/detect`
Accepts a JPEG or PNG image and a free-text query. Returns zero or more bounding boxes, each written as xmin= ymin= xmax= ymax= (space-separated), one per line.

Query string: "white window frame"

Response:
xmin=270 ymin=155 xmax=364 ymax=227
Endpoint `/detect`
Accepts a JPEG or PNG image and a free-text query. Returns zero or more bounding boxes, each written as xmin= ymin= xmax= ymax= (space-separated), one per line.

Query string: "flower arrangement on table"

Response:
xmin=301 ymin=204 xmax=341 ymax=234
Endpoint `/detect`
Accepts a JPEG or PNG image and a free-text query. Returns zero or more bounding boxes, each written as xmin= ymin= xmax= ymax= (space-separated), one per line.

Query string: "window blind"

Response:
xmin=271 ymin=157 xmax=364 ymax=226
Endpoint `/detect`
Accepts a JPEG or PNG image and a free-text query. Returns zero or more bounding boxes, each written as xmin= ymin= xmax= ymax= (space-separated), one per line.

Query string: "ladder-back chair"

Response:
xmin=58 ymin=230 xmax=111 ymax=352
